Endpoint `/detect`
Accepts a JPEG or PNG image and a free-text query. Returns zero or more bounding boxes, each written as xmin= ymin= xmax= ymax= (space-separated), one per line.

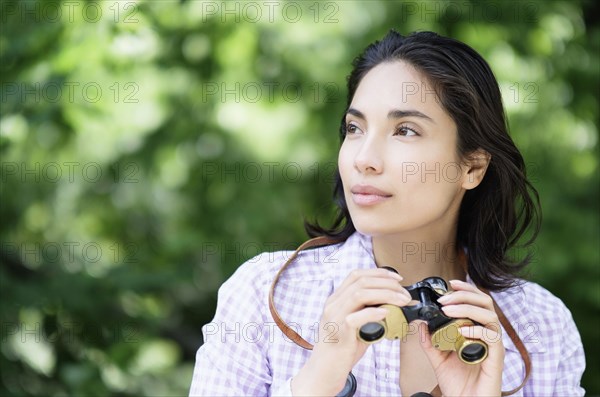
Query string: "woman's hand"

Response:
xmin=418 ymin=279 xmax=505 ymax=397
xmin=291 ymin=268 xmax=411 ymax=396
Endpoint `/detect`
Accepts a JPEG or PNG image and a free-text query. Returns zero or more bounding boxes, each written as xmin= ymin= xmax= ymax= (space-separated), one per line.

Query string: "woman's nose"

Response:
xmin=354 ymin=136 xmax=384 ymax=174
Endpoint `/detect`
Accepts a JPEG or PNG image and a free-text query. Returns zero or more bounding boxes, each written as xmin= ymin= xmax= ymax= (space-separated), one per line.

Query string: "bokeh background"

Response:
xmin=1 ymin=0 xmax=598 ymax=395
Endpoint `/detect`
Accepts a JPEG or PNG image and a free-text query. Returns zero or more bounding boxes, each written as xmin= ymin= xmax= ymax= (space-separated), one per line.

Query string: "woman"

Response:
xmin=189 ymin=30 xmax=585 ymax=396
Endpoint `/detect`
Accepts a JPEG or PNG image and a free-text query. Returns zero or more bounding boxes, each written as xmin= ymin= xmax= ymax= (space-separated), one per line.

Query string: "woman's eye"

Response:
xmin=395 ymin=125 xmax=419 ymax=137
xmin=345 ymin=123 xmax=362 ymax=135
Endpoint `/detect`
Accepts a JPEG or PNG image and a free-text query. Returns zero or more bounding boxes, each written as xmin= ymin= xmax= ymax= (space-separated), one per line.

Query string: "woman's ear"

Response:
xmin=462 ymin=149 xmax=491 ymax=190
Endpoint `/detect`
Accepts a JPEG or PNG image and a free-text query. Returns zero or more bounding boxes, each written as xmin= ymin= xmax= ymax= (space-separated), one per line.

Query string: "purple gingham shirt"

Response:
xmin=189 ymin=232 xmax=585 ymax=396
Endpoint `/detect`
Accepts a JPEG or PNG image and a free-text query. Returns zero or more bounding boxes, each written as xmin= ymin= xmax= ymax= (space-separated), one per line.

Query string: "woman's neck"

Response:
xmin=371 ymin=231 xmax=466 ymax=286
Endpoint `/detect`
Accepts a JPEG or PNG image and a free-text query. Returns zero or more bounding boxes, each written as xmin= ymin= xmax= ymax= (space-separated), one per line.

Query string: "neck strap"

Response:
xmin=268 ymin=236 xmax=532 ymax=396
xmin=268 ymin=236 xmax=341 ymax=350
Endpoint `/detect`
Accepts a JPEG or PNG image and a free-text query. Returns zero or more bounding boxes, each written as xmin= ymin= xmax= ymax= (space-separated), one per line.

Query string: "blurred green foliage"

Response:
xmin=1 ymin=0 xmax=598 ymax=395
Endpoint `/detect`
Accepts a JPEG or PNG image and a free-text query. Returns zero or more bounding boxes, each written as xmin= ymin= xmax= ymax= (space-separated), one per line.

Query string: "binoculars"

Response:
xmin=358 ymin=270 xmax=488 ymax=364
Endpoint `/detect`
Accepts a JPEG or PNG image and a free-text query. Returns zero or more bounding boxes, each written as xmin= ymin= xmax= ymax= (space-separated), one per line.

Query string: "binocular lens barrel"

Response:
xmin=459 ymin=341 xmax=487 ymax=363
xmin=358 ymin=322 xmax=385 ymax=343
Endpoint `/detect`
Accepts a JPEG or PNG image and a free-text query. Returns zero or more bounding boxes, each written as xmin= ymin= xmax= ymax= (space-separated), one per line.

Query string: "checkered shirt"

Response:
xmin=189 ymin=232 xmax=585 ymax=396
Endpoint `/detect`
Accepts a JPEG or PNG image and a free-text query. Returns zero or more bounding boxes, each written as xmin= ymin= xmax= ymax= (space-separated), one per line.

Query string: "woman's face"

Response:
xmin=338 ymin=61 xmax=475 ymax=238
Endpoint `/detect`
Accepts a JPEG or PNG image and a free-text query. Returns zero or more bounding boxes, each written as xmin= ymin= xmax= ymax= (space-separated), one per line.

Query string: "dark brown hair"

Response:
xmin=305 ymin=30 xmax=541 ymax=291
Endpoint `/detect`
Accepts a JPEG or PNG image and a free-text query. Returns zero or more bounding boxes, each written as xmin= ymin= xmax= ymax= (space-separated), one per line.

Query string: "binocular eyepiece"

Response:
xmin=358 ymin=272 xmax=488 ymax=365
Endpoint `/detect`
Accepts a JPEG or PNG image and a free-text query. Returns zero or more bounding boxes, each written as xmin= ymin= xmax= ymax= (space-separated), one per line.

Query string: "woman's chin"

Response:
xmin=352 ymin=223 xmax=396 ymax=237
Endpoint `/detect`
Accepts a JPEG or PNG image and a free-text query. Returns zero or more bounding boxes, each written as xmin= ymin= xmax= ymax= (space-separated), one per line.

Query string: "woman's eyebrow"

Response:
xmin=346 ymin=108 xmax=365 ymax=120
xmin=388 ymin=109 xmax=434 ymax=123
xmin=346 ymin=107 xmax=434 ymax=124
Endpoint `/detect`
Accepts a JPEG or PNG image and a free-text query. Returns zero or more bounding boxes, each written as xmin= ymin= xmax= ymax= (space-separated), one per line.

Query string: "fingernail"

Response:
xmin=437 ymin=295 xmax=451 ymax=303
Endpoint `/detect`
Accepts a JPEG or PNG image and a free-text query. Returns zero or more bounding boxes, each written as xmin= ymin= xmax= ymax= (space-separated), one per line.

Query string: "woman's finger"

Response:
xmin=333 ymin=288 xmax=411 ymax=314
xmin=339 ymin=268 xmax=403 ymax=289
xmin=448 ymin=279 xmax=490 ymax=296
xmin=437 ymin=290 xmax=493 ymax=310
xmin=441 ymin=304 xmax=499 ymax=327
xmin=328 ymin=272 xmax=411 ymax=309
xmin=344 ymin=306 xmax=390 ymax=332
xmin=344 ymin=276 xmax=411 ymax=297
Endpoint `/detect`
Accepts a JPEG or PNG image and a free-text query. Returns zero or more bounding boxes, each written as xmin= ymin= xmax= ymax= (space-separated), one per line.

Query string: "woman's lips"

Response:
xmin=350 ymin=185 xmax=392 ymax=206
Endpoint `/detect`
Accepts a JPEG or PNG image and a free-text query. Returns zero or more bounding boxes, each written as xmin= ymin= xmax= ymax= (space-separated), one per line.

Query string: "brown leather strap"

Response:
xmin=456 ymin=251 xmax=532 ymax=395
xmin=493 ymin=296 xmax=532 ymax=396
xmin=268 ymin=237 xmax=532 ymax=396
xmin=268 ymin=235 xmax=344 ymax=350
